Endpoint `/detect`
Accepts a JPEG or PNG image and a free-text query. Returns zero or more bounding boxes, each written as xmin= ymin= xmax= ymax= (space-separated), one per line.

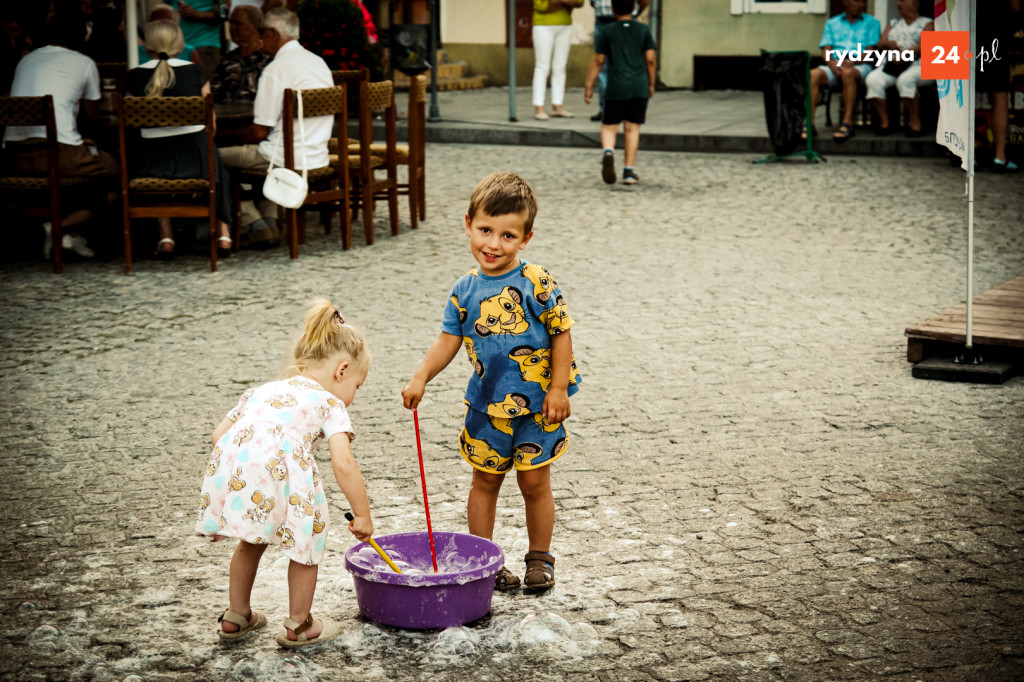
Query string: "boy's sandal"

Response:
xmin=275 ymin=614 xmax=343 ymax=649
xmin=494 ymin=565 xmax=521 ymax=591
xmin=217 ymin=609 xmax=267 ymax=640
xmin=523 ymin=551 xmax=556 ymax=591
xmin=833 ymin=123 xmax=854 ymax=141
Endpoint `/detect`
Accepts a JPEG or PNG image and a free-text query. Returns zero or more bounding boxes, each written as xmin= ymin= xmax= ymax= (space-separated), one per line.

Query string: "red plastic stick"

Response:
xmin=414 ymin=409 xmax=438 ymax=573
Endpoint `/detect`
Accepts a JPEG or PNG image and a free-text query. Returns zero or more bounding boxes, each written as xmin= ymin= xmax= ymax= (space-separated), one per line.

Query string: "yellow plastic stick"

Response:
xmin=368 ymin=538 xmax=403 ymax=574
xmin=346 ymin=512 xmax=402 ymax=574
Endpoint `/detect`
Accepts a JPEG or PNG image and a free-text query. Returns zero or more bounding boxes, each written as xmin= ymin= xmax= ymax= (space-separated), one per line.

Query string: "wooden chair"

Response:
xmin=367 ymin=74 xmax=425 ymax=229
xmin=0 ymin=95 xmax=104 ymax=274
xmin=117 ymin=92 xmax=219 ymax=273
xmin=346 ymin=79 xmax=399 ymax=245
xmin=236 ymin=84 xmax=351 ymax=256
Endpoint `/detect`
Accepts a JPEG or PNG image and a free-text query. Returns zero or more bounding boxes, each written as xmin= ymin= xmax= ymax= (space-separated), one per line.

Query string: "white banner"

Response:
xmin=934 ymin=0 xmax=973 ymax=169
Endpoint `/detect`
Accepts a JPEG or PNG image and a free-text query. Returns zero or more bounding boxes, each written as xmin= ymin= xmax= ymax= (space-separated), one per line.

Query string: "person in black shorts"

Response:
xmin=977 ymin=0 xmax=1021 ymax=172
xmin=583 ymin=0 xmax=656 ymax=185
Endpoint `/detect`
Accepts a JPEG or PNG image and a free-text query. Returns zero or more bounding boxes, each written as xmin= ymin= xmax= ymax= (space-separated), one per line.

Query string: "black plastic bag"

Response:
xmin=759 ymin=50 xmax=808 ymax=156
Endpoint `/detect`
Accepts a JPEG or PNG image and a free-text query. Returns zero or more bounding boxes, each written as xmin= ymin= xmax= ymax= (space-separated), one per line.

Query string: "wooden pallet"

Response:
xmin=905 ymin=275 xmax=1024 ymax=363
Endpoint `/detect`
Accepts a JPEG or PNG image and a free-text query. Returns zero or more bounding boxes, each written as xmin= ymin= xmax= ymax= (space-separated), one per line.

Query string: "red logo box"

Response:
xmin=922 ymin=31 xmax=971 ymax=80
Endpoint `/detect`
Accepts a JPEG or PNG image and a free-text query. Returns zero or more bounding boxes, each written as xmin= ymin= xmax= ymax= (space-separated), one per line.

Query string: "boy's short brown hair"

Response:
xmin=467 ymin=172 xmax=538 ymax=233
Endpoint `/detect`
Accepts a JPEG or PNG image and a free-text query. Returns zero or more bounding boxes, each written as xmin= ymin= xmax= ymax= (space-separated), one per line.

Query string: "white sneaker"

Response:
xmin=42 ymin=222 xmax=53 ymax=260
xmin=62 ymin=234 xmax=95 ymax=258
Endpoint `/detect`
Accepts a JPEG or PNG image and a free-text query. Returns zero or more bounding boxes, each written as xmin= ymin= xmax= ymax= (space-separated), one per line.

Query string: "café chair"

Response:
xmin=378 ymin=73 xmax=426 ymax=229
xmin=344 ymin=79 xmax=399 ymax=246
xmin=237 ymin=84 xmax=351 ymax=257
xmin=0 ymin=94 xmax=105 ymax=274
xmin=117 ymin=92 xmax=219 ymax=273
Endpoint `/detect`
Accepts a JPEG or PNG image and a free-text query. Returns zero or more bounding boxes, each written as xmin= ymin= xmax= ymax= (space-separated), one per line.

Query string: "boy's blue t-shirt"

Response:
xmin=441 ymin=260 xmax=581 ymax=417
xmin=595 ymin=19 xmax=656 ymax=101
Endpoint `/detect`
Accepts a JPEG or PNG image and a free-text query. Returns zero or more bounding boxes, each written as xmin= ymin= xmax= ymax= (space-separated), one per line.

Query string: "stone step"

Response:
xmin=393 ymin=71 xmax=490 ymax=91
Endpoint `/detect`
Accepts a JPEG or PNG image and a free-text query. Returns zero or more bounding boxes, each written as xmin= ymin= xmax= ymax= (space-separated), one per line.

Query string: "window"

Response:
xmin=730 ymin=0 xmax=827 ymax=14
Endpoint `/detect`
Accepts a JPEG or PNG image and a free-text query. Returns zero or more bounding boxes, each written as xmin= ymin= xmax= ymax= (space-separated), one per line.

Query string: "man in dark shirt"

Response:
xmin=209 ymin=4 xmax=268 ymax=102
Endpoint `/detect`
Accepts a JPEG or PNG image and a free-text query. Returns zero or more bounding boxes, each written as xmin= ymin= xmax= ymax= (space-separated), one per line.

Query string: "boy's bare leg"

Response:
xmin=623 ymin=121 xmax=641 ymax=168
xmin=517 ymin=466 xmax=554 ymax=552
xmin=468 ymin=469 xmax=506 ymax=539
xmin=601 ymin=124 xmax=618 ymax=151
xmin=285 ymin=561 xmax=324 ymax=640
xmin=224 ymin=540 xmax=267 ymax=632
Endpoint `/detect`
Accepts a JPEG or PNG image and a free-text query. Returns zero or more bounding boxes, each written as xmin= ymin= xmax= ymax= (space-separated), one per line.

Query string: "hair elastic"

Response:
xmin=157 ymin=51 xmax=169 ymax=60
xmin=334 ymin=309 xmax=351 ymax=328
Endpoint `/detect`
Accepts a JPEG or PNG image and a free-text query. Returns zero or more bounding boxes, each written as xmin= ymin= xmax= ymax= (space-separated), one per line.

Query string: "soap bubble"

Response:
xmin=229 ymin=657 xmax=261 ymax=679
xmin=259 ymin=655 xmax=313 ymax=681
xmin=514 ymin=611 xmax=572 ymax=646
xmin=486 ymin=615 xmax=519 ymax=650
xmin=570 ymin=622 xmax=599 ymax=642
xmin=17 ymin=601 xmax=36 ymax=622
xmin=429 ymin=626 xmax=479 ymax=665
xmin=91 ymin=665 xmax=113 ymax=681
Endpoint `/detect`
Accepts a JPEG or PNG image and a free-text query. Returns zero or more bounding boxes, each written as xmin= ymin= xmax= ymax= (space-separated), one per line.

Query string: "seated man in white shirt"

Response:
xmin=3 ymin=11 xmax=118 ymax=260
xmin=219 ymin=7 xmax=333 ymax=248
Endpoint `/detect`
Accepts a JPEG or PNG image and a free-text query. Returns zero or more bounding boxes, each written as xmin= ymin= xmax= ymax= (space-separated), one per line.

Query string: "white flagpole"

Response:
xmin=965 ymin=0 xmax=976 ymax=350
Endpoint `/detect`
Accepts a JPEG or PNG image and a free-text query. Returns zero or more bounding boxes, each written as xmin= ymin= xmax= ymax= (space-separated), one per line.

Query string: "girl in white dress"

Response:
xmin=196 ymin=298 xmax=374 ymax=648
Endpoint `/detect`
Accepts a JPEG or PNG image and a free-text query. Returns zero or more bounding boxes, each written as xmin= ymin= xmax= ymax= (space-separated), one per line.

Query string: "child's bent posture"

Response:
xmin=402 ymin=172 xmax=582 ymax=592
xmin=196 ymin=299 xmax=374 ymax=648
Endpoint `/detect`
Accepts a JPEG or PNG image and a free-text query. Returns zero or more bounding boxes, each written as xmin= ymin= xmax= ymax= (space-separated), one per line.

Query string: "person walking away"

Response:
xmin=583 ymin=0 xmax=656 ymax=185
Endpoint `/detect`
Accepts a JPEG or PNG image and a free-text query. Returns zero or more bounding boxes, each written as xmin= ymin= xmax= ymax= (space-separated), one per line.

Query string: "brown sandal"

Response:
xmin=523 ymin=551 xmax=555 ymax=591
xmin=494 ymin=565 xmax=521 ymax=591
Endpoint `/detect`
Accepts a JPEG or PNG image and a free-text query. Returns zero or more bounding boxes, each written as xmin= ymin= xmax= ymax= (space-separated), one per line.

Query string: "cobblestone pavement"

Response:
xmin=1 ymin=145 xmax=1023 ymax=682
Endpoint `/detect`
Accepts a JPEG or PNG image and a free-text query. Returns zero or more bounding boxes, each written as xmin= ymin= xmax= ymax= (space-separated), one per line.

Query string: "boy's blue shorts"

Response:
xmin=459 ymin=406 xmax=569 ymax=475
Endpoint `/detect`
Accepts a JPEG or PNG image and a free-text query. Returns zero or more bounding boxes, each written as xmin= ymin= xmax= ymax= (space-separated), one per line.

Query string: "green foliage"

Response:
xmin=296 ymin=0 xmax=376 ymax=74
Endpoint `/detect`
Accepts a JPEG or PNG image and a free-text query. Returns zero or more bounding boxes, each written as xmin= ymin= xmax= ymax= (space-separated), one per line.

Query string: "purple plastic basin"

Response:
xmin=344 ymin=531 xmax=503 ymax=630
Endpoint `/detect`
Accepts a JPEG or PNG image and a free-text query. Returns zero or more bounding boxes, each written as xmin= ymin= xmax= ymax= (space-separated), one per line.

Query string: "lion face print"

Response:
xmin=539 ymin=295 xmax=570 ymax=334
xmin=460 ymin=431 xmax=513 ymax=473
xmin=474 ymin=286 xmax=529 ymax=337
xmin=486 ymin=393 xmax=531 ymax=419
xmin=522 ymin=263 xmax=557 ymax=304
xmin=508 ymin=346 xmax=552 ymax=391
xmin=464 ymin=337 xmax=485 ymax=377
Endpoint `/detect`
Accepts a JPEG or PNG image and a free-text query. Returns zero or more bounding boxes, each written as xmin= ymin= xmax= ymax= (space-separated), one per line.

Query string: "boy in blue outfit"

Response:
xmin=584 ymin=0 xmax=656 ymax=185
xmin=402 ymin=172 xmax=581 ymax=592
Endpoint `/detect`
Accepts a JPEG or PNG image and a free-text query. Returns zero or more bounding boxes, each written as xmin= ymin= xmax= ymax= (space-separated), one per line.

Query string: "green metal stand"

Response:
xmin=755 ymin=52 xmax=826 ymax=164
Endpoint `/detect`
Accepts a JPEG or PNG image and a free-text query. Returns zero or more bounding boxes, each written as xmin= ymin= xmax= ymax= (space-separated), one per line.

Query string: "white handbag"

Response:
xmin=262 ymin=90 xmax=308 ymax=209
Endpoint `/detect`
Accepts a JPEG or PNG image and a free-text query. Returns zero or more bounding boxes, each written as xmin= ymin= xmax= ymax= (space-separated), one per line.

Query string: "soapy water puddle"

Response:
xmin=12 ymin=537 xmax=648 ymax=680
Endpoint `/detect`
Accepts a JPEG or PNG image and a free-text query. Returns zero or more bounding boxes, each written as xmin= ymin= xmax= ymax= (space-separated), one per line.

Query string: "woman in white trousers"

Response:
xmin=532 ymin=0 xmax=582 ymax=120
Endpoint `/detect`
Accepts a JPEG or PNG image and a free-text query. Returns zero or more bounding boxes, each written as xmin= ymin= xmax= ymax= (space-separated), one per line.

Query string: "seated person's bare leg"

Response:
xmin=809 ymin=68 xmax=827 ymax=124
xmin=840 ymin=66 xmax=860 ymax=126
xmin=904 ymin=95 xmax=921 ymax=132
xmin=871 ymin=97 xmax=889 ymax=130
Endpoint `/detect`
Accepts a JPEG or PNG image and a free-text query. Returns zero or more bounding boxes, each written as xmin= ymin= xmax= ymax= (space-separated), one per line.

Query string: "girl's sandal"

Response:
xmin=494 ymin=565 xmax=521 ymax=591
xmin=523 ymin=551 xmax=556 ymax=591
xmin=217 ymin=608 xmax=267 ymax=640
xmin=276 ymin=614 xmax=343 ymax=649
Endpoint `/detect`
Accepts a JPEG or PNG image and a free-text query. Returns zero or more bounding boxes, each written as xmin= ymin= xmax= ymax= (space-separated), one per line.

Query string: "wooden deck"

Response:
xmin=905 ymin=275 xmax=1024 ymax=363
